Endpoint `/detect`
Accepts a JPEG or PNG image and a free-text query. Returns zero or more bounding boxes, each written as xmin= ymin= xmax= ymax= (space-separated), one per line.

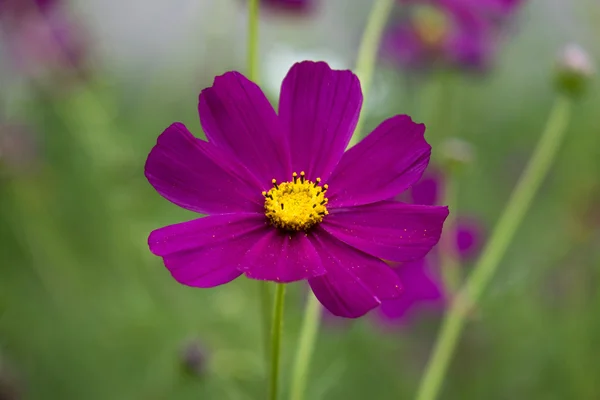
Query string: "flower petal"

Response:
xmin=241 ymin=230 xmax=326 ymax=283
xmin=149 ymin=213 xmax=266 ymax=288
xmin=326 ymin=115 xmax=431 ymax=207
xmin=321 ymin=201 xmax=448 ymax=262
xmin=378 ymin=259 xmax=444 ymax=323
xmin=198 ymin=71 xmax=291 ymax=185
xmin=279 ymin=61 xmax=362 ymax=181
xmin=308 ymin=229 xmax=402 ymax=318
xmin=145 ymin=123 xmax=263 ymax=214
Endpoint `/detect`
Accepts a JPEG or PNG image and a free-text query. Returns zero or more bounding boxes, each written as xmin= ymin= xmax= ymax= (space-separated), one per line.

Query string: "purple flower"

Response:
xmin=378 ymin=171 xmax=483 ymax=324
xmin=145 ymin=61 xmax=448 ymax=318
xmin=384 ymin=0 xmax=523 ymax=71
xmin=0 ymin=0 xmax=57 ymax=18
xmin=0 ymin=0 xmax=87 ymax=80
xmin=261 ymin=0 xmax=312 ymax=12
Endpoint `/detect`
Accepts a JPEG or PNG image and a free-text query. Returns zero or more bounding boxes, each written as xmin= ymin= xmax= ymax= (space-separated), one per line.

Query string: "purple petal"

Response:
xmin=199 ymin=71 xmax=291 ymax=186
xmin=308 ymin=229 xmax=402 ymax=318
xmin=148 ymin=213 xmax=266 ymax=288
xmin=241 ymin=230 xmax=326 ymax=283
xmin=326 ymin=115 xmax=430 ymax=208
xmin=322 ymin=201 xmax=448 ymax=262
xmin=378 ymin=259 xmax=444 ymax=323
xmin=279 ymin=61 xmax=362 ymax=182
xmin=145 ymin=123 xmax=263 ymax=214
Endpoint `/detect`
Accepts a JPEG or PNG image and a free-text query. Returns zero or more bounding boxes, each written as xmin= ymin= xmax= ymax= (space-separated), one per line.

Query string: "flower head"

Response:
xmin=145 ymin=61 xmax=448 ymax=318
xmin=378 ymin=171 xmax=482 ymax=323
xmin=555 ymin=43 xmax=595 ymax=98
xmin=384 ymin=0 xmax=524 ymax=71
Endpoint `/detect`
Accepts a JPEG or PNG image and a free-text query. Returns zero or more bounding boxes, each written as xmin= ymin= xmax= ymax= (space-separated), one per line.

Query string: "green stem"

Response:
xmin=414 ymin=96 xmax=573 ymax=400
xmin=260 ymin=281 xmax=272 ymax=361
xmin=288 ymin=293 xmax=322 ymax=400
xmin=349 ymin=0 xmax=395 ymax=147
xmin=418 ymin=72 xmax=455 ymax=146
xmin=439 ymin=169 xmax=461 ymax=293
xmin=248 ymin=0 xmax=260 ymax=82
xmin=269 ymin=284 xmax=286 ymax=400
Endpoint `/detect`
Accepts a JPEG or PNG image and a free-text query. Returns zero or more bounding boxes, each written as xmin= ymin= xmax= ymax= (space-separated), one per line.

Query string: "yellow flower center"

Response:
xmin=263 ymin=171 xmax=329 ymax=232
xmin=412 ymin=5 xmax=450 ymax=48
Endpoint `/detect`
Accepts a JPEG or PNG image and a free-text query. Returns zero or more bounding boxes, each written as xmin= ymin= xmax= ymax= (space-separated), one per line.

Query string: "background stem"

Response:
xmin=288 ymin=293 xmax=322 ymax=400
xmin=414 ymin=96 xmax=573 ymax=400
xmin=349 ymin=0 xmax=395 ymax=147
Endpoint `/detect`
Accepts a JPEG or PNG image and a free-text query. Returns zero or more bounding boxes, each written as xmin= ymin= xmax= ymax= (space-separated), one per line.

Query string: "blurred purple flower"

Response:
xmin=384 ymin=0 xmax=524 ymax=71
xmin=145 ymin=61 xmax=448 ymax=318
xmin=0 ymin=0 xmax=57 ymax=17
xmin=261 ymin=0 xmax=312 ymax=12
xmin=180 ymin=340 xmax=207 ymax=378
xmin=377 ymin=171 xmax=483 ymax=324
xmin=0 ymin=0 xmax=88 ymax=80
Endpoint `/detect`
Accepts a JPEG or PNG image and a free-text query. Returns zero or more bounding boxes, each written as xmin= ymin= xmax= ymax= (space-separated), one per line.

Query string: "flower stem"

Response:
xmin=248 ymin=0 xmax=260 ymax=83
xmin=414 ymin=96 xmax=573 ymax=400
xmin=269 ymin=283 xmax=286 ymax=400
xmin=288 ymin=293 xmax=322 ymax=400
xmin=439 ymin=170 xmax=461 ymax=294
xmin=260 ymin=281 xmax=272 ymax=358
xmin=349 ymin=0 xmax=395 ymax=147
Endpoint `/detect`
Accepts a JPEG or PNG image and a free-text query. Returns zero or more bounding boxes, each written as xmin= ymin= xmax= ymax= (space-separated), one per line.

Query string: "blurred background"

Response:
xmin=0 ymin=0 xmax=599 ymax=399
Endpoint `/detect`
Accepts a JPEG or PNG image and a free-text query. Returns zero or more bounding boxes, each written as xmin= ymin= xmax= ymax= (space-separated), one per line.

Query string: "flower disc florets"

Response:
xmin=263 ymin=171 xmax=328 ymax=231
xmin=412 ymin=5 xmax=451 ymax=48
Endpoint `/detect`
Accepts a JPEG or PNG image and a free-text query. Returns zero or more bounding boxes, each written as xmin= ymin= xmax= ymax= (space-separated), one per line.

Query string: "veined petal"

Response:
xmin=327 ymin=115 xmax=430 ymax=208
xmin=198 ymin=71 xmax=291 ymax=186
xmin=149 ymin=213 xmax=266 ymax=288
xmin=322 ymin=201 xmax=448 ymax=262
xmin=308 ymin=229 xmax=402 ymax=318
xmin=145 ymin=123 xmax=263 ymax=214
xmin=241 ymin=230 xmax=326 ymax=283
xmin=279 ymin=61 xmax=362 ymax=182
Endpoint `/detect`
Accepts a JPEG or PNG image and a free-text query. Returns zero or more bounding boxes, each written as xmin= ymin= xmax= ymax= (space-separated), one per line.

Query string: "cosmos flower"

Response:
xmin=145 ymin=61 xmax=448 ymax=318
xmin=384 ymin=0 xmax=524 ymax=71
xmin=378 ymin=171 xmax=483 ymax=324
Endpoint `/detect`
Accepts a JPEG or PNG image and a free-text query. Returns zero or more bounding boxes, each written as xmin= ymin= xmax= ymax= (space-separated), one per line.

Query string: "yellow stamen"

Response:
xmin=263 ymin=171 xmax=329 ymax=231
